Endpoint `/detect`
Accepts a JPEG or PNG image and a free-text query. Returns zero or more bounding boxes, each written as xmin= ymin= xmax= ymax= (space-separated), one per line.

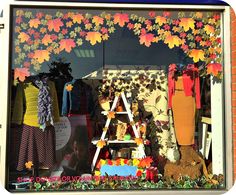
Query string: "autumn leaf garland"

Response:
xmin=14 ymin=10 xmax=222 ymax=82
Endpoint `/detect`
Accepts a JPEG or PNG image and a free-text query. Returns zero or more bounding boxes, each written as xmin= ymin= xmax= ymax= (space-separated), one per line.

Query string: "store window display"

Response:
xmin=7 ymin=7 xmax=225 ymax=191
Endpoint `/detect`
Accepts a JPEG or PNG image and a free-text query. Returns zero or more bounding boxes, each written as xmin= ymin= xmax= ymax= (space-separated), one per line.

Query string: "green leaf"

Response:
xmin=69 ymin=31 xmax=76 ymax=38
xmin=107 ymin=20 xmax=114 ymax=27
xmin=41 ymin=19 xmax=48 ymax=25
xmin=56 ymin=11 xmax=63 ymax=18
xmin=178 ymin=12 xmax=185 ymax=18
xmin=24 ymin=11 xmax=32 ymax=19
xmin=85 ymin=13 xmax=92 ymax=19
xmin=74 ymin=26 xmax=82 ymax=32
xmin=21 ymin=23 xmax=28 ymax=30
xmin=23 ymin=44 xmax=31 ymax=52
xmin=108 ymin=27 xmax=115 ymax=33
xmin=76 ymin=38 xmax=83 ymax=46
xmin=15 ymin=40 xmax=20 ymax=46
xmin=58 ymin=33 xmax=64 ymax=40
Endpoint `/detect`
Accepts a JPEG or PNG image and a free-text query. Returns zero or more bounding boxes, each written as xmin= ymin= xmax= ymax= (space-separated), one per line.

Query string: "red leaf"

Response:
xmin=113 ymin=13 xmax=129 ymax=27
xmin=207 ymin=63 xmax=222 ymax=76
xmin=59 ymin=39 xmax=76 ymax=53
xmin=47 ymin=18 xmax=64 ymax=32
xmin=14 ymin=68 xmax=30 ymax=82
xmin=139 ymin=33 xmax=154 ymax=47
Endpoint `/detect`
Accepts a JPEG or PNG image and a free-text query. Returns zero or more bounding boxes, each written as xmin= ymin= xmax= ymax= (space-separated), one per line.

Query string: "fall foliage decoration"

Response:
xmin=107 ymin=111 xmax=116 ymax=119
xmin=134 ymin=138 xmax=143 ymax=145
xmin=97 ymin=140 xmax=106 ymax=149
xmin=65 ymin=84 xmax=73 ymax=91
xmin=13 ymin=10 xmax=222 ymax=82
xmin=25 ymin=161 xmax=34 ymax=169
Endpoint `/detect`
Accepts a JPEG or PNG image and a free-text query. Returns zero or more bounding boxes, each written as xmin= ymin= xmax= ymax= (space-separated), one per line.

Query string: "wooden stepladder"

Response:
xmin=91 ymin=92 xmax=146 ymax=171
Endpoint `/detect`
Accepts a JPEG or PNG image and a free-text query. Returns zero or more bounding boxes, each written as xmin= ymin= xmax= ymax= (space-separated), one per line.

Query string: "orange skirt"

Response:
xmin=172 ymin=76 xmax=196 ymax=145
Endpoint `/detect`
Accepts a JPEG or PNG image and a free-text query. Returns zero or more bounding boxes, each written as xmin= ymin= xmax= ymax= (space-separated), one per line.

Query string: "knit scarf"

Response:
xmin=34 ymin=77 xmax=54 ymax=131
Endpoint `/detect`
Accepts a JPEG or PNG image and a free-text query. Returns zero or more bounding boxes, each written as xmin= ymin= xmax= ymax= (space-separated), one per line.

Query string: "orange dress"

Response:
xmin=172 ymin=76 xmax=196 ymax=145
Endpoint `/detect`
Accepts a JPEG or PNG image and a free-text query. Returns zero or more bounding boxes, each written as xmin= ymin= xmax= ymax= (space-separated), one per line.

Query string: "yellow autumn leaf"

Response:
xmin=66 ymin=84 xmax=73 ymax=91
xmin=120 ymin=158 xmax=125 ymax=166
xmin=152 ymin=37 xmax=159 ymax=43
xmin=92 ymin=16 xmax=104 ymax=26
xmin=85 ymin=32 xmax=102 ymax=45
xmin=33 ymin=50 xmax=50 ymax=63
xmin=107 ymin=111 xmax=115 ymax=119
xmin=209 ymin=47 xmax=215 ymax=54
xmin=189 ymin=49 xmax=205 ymax=62
xmin=97 ymin=140 xmax=106 ymax=148
xmin=155 ymin=16 xmax=167 ymax=26
xmin=134 ymin=138 xmax=143 ymax=145
xmin=94 ymin=171 xmax=100 ymax=176
xmin=157 ymin=29 xmax=165 ymax=35
xmin=100 ymin=159 xmax=106 ymax=165
xmin=200 ymin=41 xmax=206 ymax=47
xmin=195 ymin=12 xmax=203 ymax=18
xmin=133 ymin=159 xmax=140 ymax=166
xmin=29 ymin=18 xmax=41 ymax=28
xmin=215 ymin=47 xmax=222 ymax=54
xmin=164 ymin=35 xmax=181 ymax=49
xmin=179 ymin=18 xmax=195 ymax=32
xmin=208 ymin=18 xmax=216 ymax=25
xmin=210 ymin=36 xmax=216 ymax=42
xmin=42 ymin=34 xmax=52 ymax=46
xmin=102 ymin=34 xmax=109 ymax=41
xmin=18 ymin=32 xmax=30 ymax=43
xmin=173 ymin=26 xmax=180 ymax=33
xmin=204 ymin=25 xmax=215 ymax=35
xmin=193 ymin=29 xmax=199 ymax=35
xmin=25 ymin=161 xmax=33 ymax=169
xmin=72 ymin=14 xmax=84 ymax=24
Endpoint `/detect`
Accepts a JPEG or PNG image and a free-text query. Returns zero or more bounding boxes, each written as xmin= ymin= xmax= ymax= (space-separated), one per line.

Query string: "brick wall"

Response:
xmin=231 ymin=8 xmax=236 ymax=180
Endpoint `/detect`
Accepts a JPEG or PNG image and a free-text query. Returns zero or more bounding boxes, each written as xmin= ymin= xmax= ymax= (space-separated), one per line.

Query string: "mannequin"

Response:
xmin=12 ymin=74 xmax=60 ymax=171
xmin=168 ymin=63 xmax=201 ymax=145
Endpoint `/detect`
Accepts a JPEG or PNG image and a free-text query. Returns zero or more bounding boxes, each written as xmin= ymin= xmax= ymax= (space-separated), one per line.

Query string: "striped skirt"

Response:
xmin=17 ymin=124 xmax=56 ymax=171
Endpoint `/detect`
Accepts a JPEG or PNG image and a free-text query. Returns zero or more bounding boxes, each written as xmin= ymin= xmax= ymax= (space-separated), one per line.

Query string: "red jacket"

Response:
xmin=168 ymin=64 xmax=201 ymax=109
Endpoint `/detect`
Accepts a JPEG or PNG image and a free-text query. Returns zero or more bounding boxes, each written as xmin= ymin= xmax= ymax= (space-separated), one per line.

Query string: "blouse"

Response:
xmin=168 ymin=64 xmax=201 ymax=109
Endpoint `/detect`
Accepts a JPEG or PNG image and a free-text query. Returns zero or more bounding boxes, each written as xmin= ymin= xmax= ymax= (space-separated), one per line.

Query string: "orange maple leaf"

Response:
xmin=189 ymin=49 xmax=205 ymax=63
xmin=33 ymin=50 xmax=50 ymax=63
xmin=66 ymin=84 xmax=73 ymax=91
xmin=14 ymin=68 xmax=30 ymax=82
xmin=47 ymin=18 xmax=64 ymax=32
xmin=29 ymin=18 xmax=41 ymax=28
xmin=138 ymin=157 xmax=153 ymax=168
xmin=115 ymin=158 xmax=121 ymax=166
xmin=25 ymin=161 xmax=34 ymax=169
xmin=113 ymin=13 xmax=129 ymax=27
xmin=207 ymin=63 xmax=222 ymax=76
xmin=59 ymin=39 xmax=76 ymax=53
xmin=72 ymin=14 xmax=84 ymax=24
xmin=139 ymin=33 xmax=154 ymax=47
xmin=42 ymin=34 xmax=52 ymax=46
xmin=139 ymin=124 xmax=146 ymax=134
xmin=155 ymin=16 xmax=167 ymax=26
xmin=134 ymin=138 xmax=143 ymax=145
xmin=85 ymin=32 xmax=102 ymax=45
xmin=179 ymin=18 xmax=195 ymax=32
xmin=18 ymin=32 xmax=30 ymax=43
xmin=97 ymin=140 xmax=106 ymax=148
xmin=92 ymin=16 xmax=104 ymax=26
xmin=107 ymin=111 xmax=115 ymax=119
xmin=195 ymin=12 xmax=203 ymax=18
xmin=204 ymin=25 xmax=215 ymax=35
xmin=164 ymin=35 xmax=181 ymax=49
